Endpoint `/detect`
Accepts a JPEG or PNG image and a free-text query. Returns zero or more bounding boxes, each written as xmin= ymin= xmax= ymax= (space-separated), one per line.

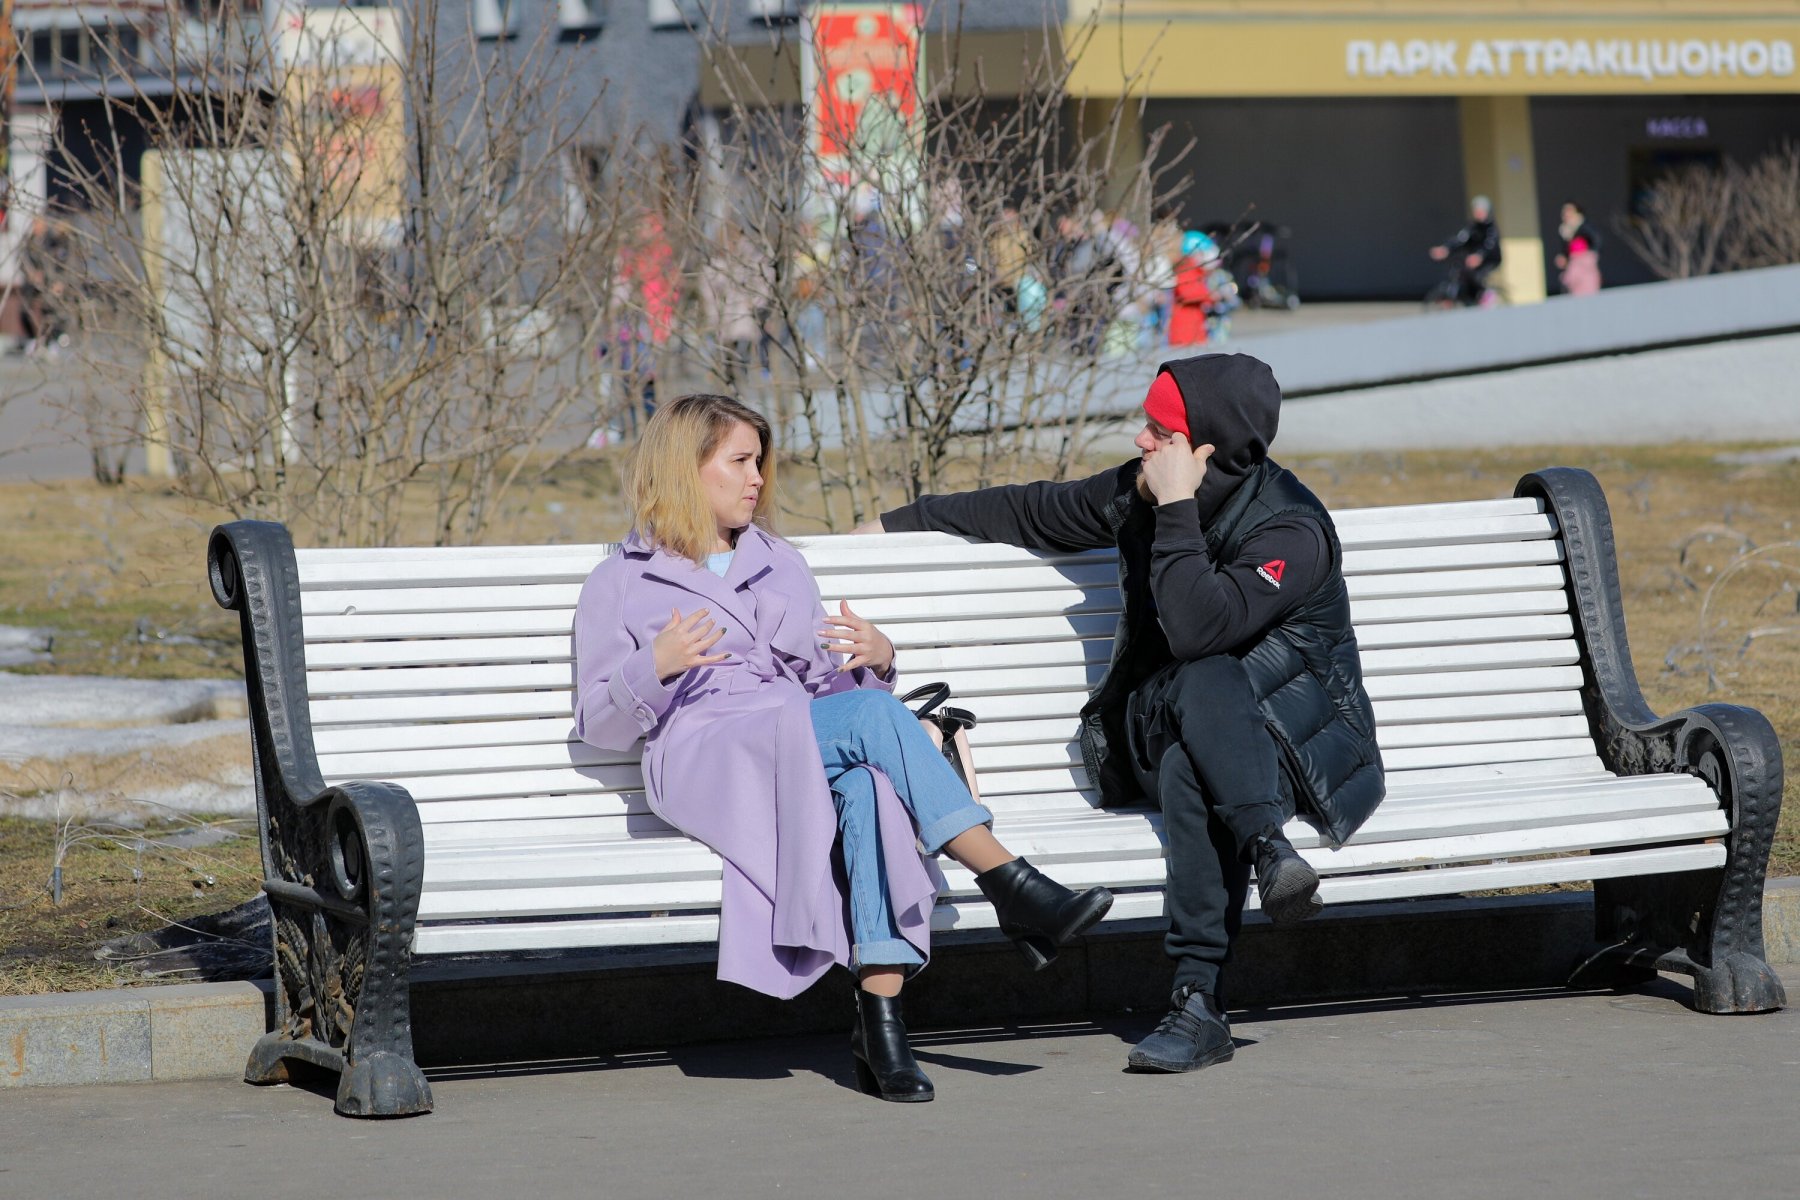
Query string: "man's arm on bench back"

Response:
xmin=869 ymin=463 xmax=1128 ymax=553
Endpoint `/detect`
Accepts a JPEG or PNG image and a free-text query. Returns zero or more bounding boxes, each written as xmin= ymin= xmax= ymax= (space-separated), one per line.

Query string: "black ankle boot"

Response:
xmin=1249 ymin=825 xmax=1322 ymax=924
xmin=974 ymin=857 xmax=1115 ymax=970
xmin=850 ymin=991 xmax=934 ymax=1103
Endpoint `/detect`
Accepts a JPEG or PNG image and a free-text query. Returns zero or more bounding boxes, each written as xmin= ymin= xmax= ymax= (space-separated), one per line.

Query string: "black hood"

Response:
xmin=1157 ymin=353 xmax=1282 ymax=522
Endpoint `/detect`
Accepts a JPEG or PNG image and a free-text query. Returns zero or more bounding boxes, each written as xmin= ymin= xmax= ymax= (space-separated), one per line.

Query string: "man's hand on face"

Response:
xmin=1140 ymin=431 xmax=1215 ymax=506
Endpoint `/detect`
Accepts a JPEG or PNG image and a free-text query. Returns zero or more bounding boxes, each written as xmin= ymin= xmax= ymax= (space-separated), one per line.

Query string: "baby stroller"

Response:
xmin=1220 ymin=223 xmax=1300 ymax=311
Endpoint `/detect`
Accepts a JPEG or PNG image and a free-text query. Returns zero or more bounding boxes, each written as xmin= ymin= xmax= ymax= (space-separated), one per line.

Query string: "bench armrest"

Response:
xmin=211 ymin=520 xmax=431 ymax=1112
xmin=208 ymin=520 xmax=330 ymax=807
xmin=1520 ymin=468 xmax=1785 ymax=1011
xmin=1515 ymin=467 xmax=1784 ymax=799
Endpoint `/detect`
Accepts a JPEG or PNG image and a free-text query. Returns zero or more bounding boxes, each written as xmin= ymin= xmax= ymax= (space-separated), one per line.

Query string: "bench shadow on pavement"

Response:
xmin=416 ymin=1020 xmax=1121 ymax=1092
xmin=409 ymin=974 xmax=1714 ymax=1095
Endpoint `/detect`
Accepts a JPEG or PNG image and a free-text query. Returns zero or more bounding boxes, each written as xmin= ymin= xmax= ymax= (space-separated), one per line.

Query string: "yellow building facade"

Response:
xmin=1065 ymin=1 xmax=1800 ymax=301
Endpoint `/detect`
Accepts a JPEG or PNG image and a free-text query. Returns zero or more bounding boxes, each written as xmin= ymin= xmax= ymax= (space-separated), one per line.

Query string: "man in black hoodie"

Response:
xmin=859 ymin=353 xmax=1385 ymax=1072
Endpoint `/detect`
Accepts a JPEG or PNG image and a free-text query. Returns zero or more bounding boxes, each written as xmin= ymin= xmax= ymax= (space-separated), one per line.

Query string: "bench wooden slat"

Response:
xmin=1350 ymin=591 xmax=1567 ymax=624
xmin=301 ymin=643 xmax=1579 ymax=700
xmin=1365 ymin=665 xmax=1584 ymax=700
xmin=295 ymin=546 xmax=1562 ymax=633
xmin=318 ymin=715 xmax=1592 ymax=781
xmin=286 ymin=510 xmax=1558 ymax=590
xmin=413 ymin=809 xmax=1723 ymax=919
xmin=303 ymin=666 xmax=1590 ymax=728
xmin=407 ymin=840 xmax=1721 ymax=955
xmin=356 ymin=732 xmax=1605 ymax=806
xmin=1345 ymin=564 xmax=1567 ymax=600
xmin=1324 ymin=496 xmax=1544 ymax=525
xmin=377 ymin=755 xmax=1630 ymax=828
xmin=283 ymin=500 xmax=1547 ymax=569
xmin=309 ymin=690 xmax=1587 ymax=757
xmin=293 ymin=562 xmax=1569 ymax=619
xmin=406 ymin=767 xmax=1701 ymax=844
xmin=419 ymin=778 xmax=1721 ymax=883
xmin=294 ymin=588 xmax=1572 ymax=643
xmin=1379 ymin=737 xmax=1597 ymax=771
xmin=298 ymin=613 xmax=1575 ymax=672
xmin=419 ymin=776 xmax=1717 ymax=855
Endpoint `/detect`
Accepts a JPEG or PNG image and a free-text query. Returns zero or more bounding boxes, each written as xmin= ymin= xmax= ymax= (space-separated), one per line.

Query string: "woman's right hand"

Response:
xmin=653 ymin=608 xmax=730 ymax=682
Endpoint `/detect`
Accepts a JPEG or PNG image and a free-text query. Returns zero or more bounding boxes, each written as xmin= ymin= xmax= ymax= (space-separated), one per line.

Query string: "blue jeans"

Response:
xmin=810 ymin=689 xmax=993 ymax=970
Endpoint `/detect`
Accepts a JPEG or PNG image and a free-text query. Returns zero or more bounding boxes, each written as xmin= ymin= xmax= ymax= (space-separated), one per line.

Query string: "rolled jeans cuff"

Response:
xmin=916 ymin=803 xmax=993 ymax=855
xmin=852 ymin=938 xmax=925 ymax=970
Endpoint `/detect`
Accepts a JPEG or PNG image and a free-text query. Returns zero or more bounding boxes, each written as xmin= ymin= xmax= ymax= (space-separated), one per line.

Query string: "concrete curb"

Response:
xmin=3 ymin=979 xmax=272 ymax=1089
xmin=7 ymin=879 xmax=1798 ymax=1092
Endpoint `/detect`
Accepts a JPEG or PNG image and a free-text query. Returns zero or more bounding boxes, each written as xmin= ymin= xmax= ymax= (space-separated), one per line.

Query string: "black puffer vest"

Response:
xmin=1078 ymin=460 xmax=1385 ymax=845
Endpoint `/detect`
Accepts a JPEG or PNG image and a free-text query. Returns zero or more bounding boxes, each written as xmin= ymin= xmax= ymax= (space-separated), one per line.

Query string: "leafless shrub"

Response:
xmin=1664 ymin=535 xmax=1800 ymax=694
xmin=1614 ymin=164 xmax=1737 ymax=280
xmin=41 ymin=2 xmax=658 ymax=545
xmin=1726 ymin=140 xmax=1800 ymax=271
xmin=1616 ymin=141 xmax=1800 ymax=281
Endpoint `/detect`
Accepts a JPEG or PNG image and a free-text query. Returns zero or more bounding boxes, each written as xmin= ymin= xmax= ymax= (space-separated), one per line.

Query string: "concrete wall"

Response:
xmin=1144 ymin=96 xmax=1469 ymax=301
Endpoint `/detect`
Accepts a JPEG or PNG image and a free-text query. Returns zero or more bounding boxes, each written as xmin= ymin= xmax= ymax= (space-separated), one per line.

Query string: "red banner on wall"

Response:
xmin=805 ymin=4 xmax=923 ymax=187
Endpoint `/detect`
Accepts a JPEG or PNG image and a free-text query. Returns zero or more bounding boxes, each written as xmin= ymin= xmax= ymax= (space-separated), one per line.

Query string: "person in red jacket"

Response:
xmin=1168 ymin=232 xmax=1218 ymax=348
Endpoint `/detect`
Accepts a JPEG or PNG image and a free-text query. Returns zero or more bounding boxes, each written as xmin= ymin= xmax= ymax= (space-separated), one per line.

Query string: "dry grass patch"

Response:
xmin=0 ymin=814 xmax=264 ymax=996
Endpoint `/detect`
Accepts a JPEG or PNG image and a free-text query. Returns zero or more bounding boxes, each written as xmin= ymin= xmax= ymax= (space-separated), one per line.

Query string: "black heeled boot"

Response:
xmin=974 ymin=857 xmax=1115 ymax=970
xmin=851 ymin=991 xmax=934 ymax=1103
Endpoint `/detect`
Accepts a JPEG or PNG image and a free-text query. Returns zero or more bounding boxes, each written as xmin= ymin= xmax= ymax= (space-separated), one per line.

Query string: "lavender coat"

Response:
xmin=572 ymin=525 xmax=941 ymax=999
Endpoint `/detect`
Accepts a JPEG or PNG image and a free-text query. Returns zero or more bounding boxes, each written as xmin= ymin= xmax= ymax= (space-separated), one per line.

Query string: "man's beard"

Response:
xmin=1135 ymin=467 xmax=1154 ymax=502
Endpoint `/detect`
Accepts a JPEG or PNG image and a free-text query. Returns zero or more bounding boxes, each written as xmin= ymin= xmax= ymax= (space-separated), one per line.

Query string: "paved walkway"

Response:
xmin=5 ymin=968 xmax=1797 ymax=1199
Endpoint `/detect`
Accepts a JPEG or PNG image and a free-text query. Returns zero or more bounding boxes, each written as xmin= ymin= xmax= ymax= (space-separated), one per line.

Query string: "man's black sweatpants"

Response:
xmin=1125 ymin=653 xmax=1296 ymax=999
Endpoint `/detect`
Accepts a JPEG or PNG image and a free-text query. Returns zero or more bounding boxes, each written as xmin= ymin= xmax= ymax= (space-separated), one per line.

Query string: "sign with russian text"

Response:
xmin=1345 ymin=36 xmax=1794 ymax=84
xmin=1071 ymin=19 xmax=1800 ymax=97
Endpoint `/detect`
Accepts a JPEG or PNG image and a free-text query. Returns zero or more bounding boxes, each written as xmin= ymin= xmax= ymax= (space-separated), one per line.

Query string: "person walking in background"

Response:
xmin=701 ymin=223 xmax=770 ymax=388
xmin=1430 ymin=195 xmax=1502 ymax=307
xmin=1168 ymin=231 xmax=1220 ymax=348
xmin=573 ymin=394 xmax=1114 ymax=1103
xmin=1555 ymin=200 xmax=1603 ymax=296
xmin=987 ymin=203 xmax=1039 ymax=326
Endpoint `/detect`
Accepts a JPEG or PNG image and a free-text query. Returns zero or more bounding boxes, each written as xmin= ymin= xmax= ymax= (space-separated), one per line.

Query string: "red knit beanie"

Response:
xmin=1143 ymin=369 xmax=1188 ymax=438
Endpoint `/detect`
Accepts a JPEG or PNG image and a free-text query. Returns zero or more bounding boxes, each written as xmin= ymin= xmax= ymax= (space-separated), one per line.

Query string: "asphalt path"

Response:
xmin=3 ymin=969 xmax=1797 ymax=1199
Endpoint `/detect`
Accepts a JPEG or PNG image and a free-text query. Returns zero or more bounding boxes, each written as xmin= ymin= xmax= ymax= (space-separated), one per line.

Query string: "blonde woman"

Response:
xmin=573 ymin=394 xmax=1113 ymax=1102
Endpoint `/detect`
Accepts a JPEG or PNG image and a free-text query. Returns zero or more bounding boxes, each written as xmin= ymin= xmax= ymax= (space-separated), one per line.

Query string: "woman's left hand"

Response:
xmin=819 ymin=599 xmax=895 ymax=676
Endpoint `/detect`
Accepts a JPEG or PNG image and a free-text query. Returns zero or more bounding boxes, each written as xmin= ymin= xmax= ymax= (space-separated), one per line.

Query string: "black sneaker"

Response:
xmin=1251 ymin=825 xmax=1322 ymax=924
xmin=1125 ymin=985 xmax=1235 ymax=1073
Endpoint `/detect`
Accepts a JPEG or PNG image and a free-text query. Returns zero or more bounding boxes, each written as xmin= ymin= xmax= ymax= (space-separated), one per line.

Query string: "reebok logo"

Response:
xmin=1256 ymin=559 xmax=1286 ymax=588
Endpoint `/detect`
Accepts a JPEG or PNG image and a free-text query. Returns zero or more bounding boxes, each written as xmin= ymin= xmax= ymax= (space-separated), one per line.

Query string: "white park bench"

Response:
xmin=207 ymin=466 xmax=1785 ymax=1117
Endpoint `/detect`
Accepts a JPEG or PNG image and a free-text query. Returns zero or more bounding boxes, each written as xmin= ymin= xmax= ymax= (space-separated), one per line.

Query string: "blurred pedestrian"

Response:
xmin=702 ymin=224 xmax=770 ymax=388
xmin=1168 ymin=231 xmax=1219 ymax=347
xmin=1555 ymin=201 xmax=1602 ymax=296
xmin=987 ymin=203 xmax=1039 ymax=326
xmin=1429 ymin=195 xmax=1502 ymax=307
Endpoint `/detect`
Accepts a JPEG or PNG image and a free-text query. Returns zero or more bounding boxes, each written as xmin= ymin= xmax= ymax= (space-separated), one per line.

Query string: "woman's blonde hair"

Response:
xmin=625 ymin=394 xmax=777 ymax=562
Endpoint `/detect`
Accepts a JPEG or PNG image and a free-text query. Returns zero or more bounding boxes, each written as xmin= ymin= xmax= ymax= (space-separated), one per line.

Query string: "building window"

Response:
xmin=473 ymin=0 xmax=521 ymax=42
xmin=31 ymin=29 xmax=58 ymax=72
xmin=746 ymin=0 xmax=799 ymax=23
xmin=60 ymin=28 xmax=85 ymax=70
xmin=648 ymin=0 xmax=697 ymax=32
xmin=559 ymin=0 xmax=605 ymax=43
